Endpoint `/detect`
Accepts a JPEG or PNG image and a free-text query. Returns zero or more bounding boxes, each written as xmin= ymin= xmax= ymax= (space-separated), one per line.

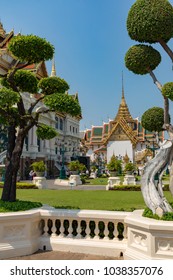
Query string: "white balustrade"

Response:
xmin=1 ymin=208 xmax=173 ymax=259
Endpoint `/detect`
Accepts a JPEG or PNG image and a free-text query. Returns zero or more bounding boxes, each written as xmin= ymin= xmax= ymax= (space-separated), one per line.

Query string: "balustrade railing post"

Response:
xmin=104 ymin=221 xmax=109 ymax=240
xmin=94 ymin=220 xmax=99 ymax=239
xmin=43 ymin=218 xmax=49 ymax=237
xmin=67 ymin=219 xmax=73 ymax=238
xmin=85 ymin=220 xmax=91 ymax=239
xmin=75 ymin=219 xmax=82 ymax=239
xmin=51 ymin=219 xmax=57 ymax=237
xmin=113 ymin=222 xmax=118 ymax=240
xmin=58 ymin=218 xmax=64 ymax=238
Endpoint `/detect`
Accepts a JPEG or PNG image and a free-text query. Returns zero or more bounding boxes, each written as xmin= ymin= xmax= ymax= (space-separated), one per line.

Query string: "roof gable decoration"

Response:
xmin=104 ymin=117 xmax=138 ymax=146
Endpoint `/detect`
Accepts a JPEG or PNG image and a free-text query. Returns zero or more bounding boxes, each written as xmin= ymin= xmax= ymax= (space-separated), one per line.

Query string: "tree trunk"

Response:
xmin=141 ymin=140 xmax=173 ymax=214
xmin=1 ymin=129 xmax=25 ymax=202
xmin=159 ymin=39 xmax=173 ymax=63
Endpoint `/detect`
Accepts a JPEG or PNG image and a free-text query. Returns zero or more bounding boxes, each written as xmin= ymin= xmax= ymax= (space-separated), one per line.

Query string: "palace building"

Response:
xmin=81 ymin=78 xmax=164 ymax=168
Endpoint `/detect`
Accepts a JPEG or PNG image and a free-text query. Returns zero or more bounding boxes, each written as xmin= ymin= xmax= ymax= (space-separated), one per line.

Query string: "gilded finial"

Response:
xmin=51 ymin=55 xmax=56 ymax=77
xmin=122 ymin=71 xmax=124 ymax=99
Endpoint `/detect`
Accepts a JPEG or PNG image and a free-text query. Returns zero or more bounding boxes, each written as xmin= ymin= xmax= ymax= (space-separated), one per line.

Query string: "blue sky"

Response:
xmin=1 ymin=0 xmax=173 ymax=130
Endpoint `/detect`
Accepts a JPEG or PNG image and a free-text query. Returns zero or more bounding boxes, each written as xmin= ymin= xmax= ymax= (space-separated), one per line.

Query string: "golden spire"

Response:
xmin=114 ymin=72 xmax=133 ymax=122
xmin=0 ymin=22 xmax=6 ymax=37
xmin=50 ymin=55 xmax=56 ymax=77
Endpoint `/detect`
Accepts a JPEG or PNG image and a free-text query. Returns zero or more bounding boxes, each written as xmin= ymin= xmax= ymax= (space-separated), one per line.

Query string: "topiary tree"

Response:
xmin=127 ymin=0 xmax=173 ymax=62
xmin=141 ymin=107 xmax=164 ymax=133
xmin=0 ymin=34 xmax=81 ymax=202
xmin=125 ymin=0 xmax=173 ymax=214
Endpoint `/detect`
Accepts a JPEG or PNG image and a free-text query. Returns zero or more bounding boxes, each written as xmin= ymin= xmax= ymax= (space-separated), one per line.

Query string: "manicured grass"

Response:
xmin=85 ymin=177 xmax=108 ymax=185
xmin=0 ymin=189 xmax=172 ymax=212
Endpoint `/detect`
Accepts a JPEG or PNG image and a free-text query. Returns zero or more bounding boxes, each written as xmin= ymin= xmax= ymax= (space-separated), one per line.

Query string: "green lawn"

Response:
xmin=0 ymin=189 xmax=172 ymax=212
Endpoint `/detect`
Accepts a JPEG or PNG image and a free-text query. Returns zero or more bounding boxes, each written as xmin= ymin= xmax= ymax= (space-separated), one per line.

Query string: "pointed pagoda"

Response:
xmin=113 ymin=73 xmax=134 ymax=123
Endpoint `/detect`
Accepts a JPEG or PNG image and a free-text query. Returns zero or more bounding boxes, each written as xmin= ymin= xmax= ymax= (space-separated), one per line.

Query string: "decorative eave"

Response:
xmin=0 ymin=30 xmax=14 ymax=48
xmin=103 ymin=117 xmax=138 ymax=146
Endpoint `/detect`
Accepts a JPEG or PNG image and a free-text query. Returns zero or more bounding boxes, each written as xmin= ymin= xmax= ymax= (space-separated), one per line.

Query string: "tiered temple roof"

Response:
xmin=82 ymin=75 xmax=164 ymax=155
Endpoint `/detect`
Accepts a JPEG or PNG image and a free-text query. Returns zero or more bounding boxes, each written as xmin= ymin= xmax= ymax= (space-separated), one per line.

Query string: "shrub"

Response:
xmin=124 ymin=162 xmax=136 ymax=172
xmin=0 ymin=182 xmax=37 ymax=189
xmin=68 ymin=160 xmax=81 ymax=171
xmin=107 ymin=155 xmax=122 ymax=172
xmin=0 ymin=199 xmax=42 ymax=212
xmin=31 ymin=160 xmax=46 ymax=172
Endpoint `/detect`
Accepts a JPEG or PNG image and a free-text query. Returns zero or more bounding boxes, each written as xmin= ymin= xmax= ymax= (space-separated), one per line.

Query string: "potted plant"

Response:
xmin=31 ymin=160 xmax=46 ymax=177
xmin=124 ymin=162 xmax=136 ymax=175
xmin=68 ymin=160 xmax=80 ymax=175
xmin=106 ymin=155 xmax=122 ymax=176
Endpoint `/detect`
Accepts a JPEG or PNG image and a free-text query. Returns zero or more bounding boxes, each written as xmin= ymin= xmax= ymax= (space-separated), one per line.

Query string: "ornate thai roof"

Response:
xmin=104 ymin=117 xmax=138 ymax=146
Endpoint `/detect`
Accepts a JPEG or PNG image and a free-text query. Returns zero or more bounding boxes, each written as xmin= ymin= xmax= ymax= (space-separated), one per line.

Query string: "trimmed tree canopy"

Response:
xmin=141 ymin=107 xmax=164 ymax=132
xmin=14 ymin=70 xmax=38 ymax=93
xmin=36 ymin=124 xmax=57 ymax=140
xmin=127 ymin=0 xmax=173 ymax=44
xmin=38 ymin=77 xmax=69 ymax=95
xmin=125 ymin=44 xmax=161 ymax=75
xmin=162 ymin=82 xmax=173 ymax=101
xmin=8 ymin=35 xmax=54 ymax=63
xmin=0 ymin=87 xmax=20 ymax=107
xmin=44 ymin=93 xmax=81 ymax=116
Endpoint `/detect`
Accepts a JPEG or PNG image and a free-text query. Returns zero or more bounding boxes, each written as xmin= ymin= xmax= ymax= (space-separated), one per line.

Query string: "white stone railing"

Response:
xmin=1 ymin=207 xmax=173 ymax=259
xmin=39 ymin=207 xmax=130 ymax=257
xmin=0 ymin=207 xmax=131 ymax=259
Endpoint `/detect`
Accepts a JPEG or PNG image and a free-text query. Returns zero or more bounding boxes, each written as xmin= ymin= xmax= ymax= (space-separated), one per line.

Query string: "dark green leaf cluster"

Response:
xmin=162 ymin=82 xmax=173 ymax=101
xmin=14 ymin=70 xmax=38 ymax=93
xmin=36 ymin=124 xmax=58 ymax=140
xmin=44 ymin=93 xmax=81 ymax=116
xmin=38 ymin=77 xmax=69 ymax=95
xmin=125 ymin=45 xmax=161 ymax=75
xmin=141 ymin=107 xmax=164 ymax=132
xmin=0 ymin=78 xmax=11 ymax=89
xmin=8 ymin=35 xmax=54 ymax=63
xmin=0 ymin=199 xmax=42 ymax=212
xmin=127 ymin=0 xmax=173 ymax=43
xmin=0 ymin=87 xmax=20 ymax=108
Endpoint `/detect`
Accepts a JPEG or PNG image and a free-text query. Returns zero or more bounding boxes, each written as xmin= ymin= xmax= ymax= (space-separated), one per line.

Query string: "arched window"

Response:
xmin=55 ymin=116 xmax=59 ymax=129
xmin=60 ymin=119 xmax=63 ymax=131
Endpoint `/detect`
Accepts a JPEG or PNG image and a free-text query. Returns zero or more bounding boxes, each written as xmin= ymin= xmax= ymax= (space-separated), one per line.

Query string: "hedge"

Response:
xmin=0 ymin=182 xmax=37 ymax=189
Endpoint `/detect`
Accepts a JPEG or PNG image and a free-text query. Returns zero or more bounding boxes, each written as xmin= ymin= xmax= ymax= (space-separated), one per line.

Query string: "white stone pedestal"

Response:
xmin=33 ymin=176 xmax=47 ymax=189
xmin=123 ymin=175 xmax=136 ymax=185
xmin=69 ymin=175 xmax=82 ymax=186
xmin=106 ymin=176 xmax=121 ymax=190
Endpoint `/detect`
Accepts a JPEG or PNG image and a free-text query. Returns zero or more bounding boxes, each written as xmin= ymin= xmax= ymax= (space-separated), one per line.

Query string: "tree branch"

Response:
xmin=148 ymin=69 xmax=162 ymax=91
xmin=159 ymin=39 xmax=173 ymax=63
xmin=28 ymin=95 xmax=45 ymax=114
xmin=148 ymin=69 xmax=170 ymax=128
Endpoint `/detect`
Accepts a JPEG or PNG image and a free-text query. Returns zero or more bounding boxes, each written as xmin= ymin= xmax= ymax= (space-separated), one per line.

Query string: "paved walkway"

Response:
xmin=7 ymin=250 xmax=123 ymax=260
xmin=24 ymin=179 xmax=106 ymax=190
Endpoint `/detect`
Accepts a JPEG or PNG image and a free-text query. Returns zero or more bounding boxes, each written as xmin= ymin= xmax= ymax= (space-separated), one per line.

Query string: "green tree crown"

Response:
xmin=8 ymin=35 xmax=54 ymax=63
xmin=14 ymin=70 xmax=38 ymax=93
xmin=36 ymin=124 xmax=58 ymax=140
xmin=125 ymin=44 xmax=161 ymax=75
xmin=162 ymin=82 xmax=173 ymax=101
xmin=44 ymin=93 xmax=81 ymax=116
xmin=127 ymin=0 xmax=173 ymax=44
xmin=141 ymin=107 xmax=164 ymax=132
xmin=38 ymin=76 xmax=69 ymax=95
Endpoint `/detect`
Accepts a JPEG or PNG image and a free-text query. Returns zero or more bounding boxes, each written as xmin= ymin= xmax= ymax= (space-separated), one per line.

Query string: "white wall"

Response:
xmin=107 ymin=140 xmax=133 ymax=163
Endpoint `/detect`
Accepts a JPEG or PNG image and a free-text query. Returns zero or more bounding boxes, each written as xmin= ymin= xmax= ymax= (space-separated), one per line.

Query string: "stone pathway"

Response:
xmin=7 ymin=250 xmax=123 ymax=260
